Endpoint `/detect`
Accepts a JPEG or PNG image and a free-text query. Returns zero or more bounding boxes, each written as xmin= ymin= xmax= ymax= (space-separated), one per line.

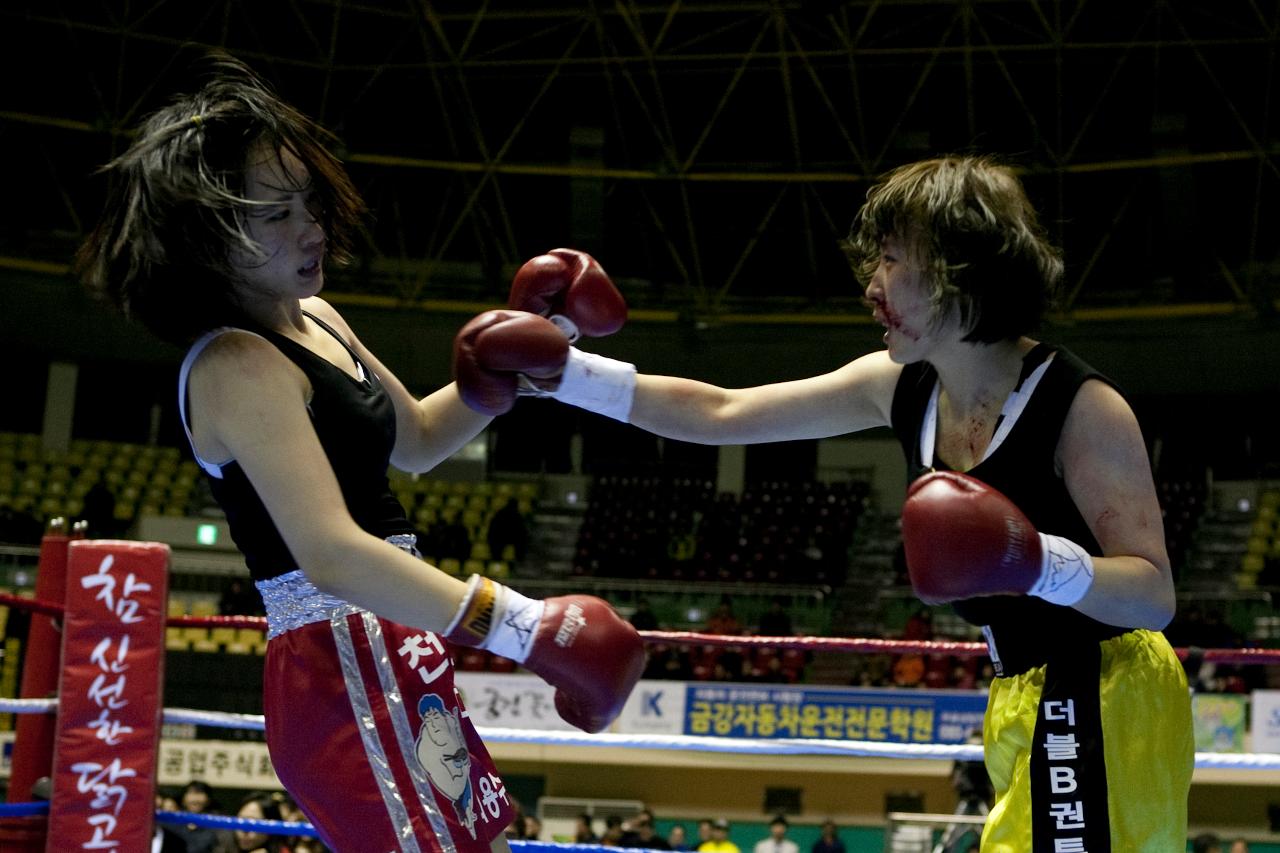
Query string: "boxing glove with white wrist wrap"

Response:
xmin=453 ymin=248 xmax=637 ymax=421
xmin=444 ymin=574 xmax=645 ymax=734
xmin=901 ymin=470 xmax=1095 ymax=607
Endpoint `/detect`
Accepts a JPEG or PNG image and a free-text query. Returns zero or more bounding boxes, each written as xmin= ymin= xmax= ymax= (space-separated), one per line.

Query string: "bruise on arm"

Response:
xmin=1058 ymin=379 xmax=1174 ymax=628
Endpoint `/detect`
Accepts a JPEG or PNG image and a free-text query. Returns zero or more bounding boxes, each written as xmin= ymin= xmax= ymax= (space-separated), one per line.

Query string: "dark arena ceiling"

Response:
xmin=3 ymin=1 xmax=1280 ymax=323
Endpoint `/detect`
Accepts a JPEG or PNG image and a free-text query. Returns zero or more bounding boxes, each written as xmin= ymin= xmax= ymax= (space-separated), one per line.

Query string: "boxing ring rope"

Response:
xmin=1 ymin=696 xmax=1277 ymax=770
xmin=4 ymin=578 xmax=1280 ymax=843
xmin=3 ymin=589 xmax=1277 ymax=665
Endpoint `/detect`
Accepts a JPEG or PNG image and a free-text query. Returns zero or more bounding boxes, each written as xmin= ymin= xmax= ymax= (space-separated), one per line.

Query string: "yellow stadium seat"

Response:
xmin=486 ymin=560 xmax=510 ymax=580
xmin=210 ymin=627 xmax=238 ymax=647
xmin=186 ymin=629 xmax=220 ymax=653
xmin=463 ymin=559 xmax=485 ymax=577
xmin=470 ymin=542 xmax=492 ymax=561
xmin=190 ymin=600 xmax=218 ymax=617
xmin=237 ymin=628 xmax=267 ymax=653
xmin=165 ymin=628 xmax=191 ymax=652
xmin=439 ymin=557 xmax=462 ymax=577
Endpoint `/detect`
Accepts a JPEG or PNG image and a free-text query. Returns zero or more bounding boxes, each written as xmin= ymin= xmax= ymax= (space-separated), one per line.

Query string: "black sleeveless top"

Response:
xmin=186 ymin=313 xmax=414 ymax=580
xmin=889 ymin=344 xmax=1130 ymax=674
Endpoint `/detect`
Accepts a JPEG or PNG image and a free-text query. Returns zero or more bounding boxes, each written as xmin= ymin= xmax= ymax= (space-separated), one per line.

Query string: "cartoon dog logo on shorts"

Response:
xmin=415 ymin=692 xmax=476 ymax=838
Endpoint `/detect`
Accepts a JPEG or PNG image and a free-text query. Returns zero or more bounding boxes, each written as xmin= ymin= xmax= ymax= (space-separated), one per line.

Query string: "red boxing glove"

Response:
xmin=445 ymin=576 xmax=646 ymax=733
xmin=901 ymin=471 xmax=1095 ymax=606
xmin=452 ymin=310 xmax=568 ymax=416
xmin=509 ymin=248 xmax=627 ymax=340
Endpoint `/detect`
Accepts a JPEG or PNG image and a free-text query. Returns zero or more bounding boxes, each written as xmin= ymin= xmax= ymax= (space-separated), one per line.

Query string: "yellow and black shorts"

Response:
xmin=980 ymin=629 xmax=1193 ymax=852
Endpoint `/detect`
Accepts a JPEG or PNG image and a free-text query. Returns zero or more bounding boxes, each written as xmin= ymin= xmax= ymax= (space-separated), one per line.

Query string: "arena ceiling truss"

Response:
xmin=2 ymin=0 xmax=1279 ymax=325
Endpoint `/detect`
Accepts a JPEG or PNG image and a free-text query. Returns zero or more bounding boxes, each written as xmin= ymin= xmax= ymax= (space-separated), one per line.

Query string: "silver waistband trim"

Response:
xmin=256 ymin=534 xmax=420 ymax=640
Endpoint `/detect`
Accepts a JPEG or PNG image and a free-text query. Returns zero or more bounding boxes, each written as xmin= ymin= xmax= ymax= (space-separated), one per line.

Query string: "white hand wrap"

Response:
xmin=1029 ymin=533 xmax=1096 ymax=606
xmin=445 ymin=574 xmax=546 ymax=664
xmin=547 ymin=347 xmax=636 ymax=423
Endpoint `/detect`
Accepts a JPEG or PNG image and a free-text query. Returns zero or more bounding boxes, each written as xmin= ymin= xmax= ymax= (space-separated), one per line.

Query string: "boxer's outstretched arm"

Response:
xmin=628 ymin=350 xmax=902 ymax=444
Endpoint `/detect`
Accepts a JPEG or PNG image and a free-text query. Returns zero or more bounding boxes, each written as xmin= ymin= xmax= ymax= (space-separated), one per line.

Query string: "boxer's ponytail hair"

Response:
xmin=76 ymin=51 xmax=366 ymax=345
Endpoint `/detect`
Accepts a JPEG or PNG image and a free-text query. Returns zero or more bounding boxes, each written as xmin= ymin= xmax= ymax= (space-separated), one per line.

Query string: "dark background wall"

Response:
xmin=4 ymin=1 xmax=1280 ymax=479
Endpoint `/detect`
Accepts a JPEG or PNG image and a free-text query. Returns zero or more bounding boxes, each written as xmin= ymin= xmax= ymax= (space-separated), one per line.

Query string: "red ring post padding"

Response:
xmin=1 ymin=522 xmax=74 ymax=850
xmin=46 ymin=539 xmax=169 ymax=852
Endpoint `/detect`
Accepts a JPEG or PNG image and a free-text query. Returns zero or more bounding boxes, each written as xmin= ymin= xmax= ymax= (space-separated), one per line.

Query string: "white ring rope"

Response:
xmin=4 ymin=698 xmax=1276 ymax=771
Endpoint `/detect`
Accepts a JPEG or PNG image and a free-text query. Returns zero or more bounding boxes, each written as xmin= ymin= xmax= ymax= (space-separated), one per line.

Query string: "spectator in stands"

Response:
xmin=902 ymin=607 xmax=933 ymax=640
xmin=174 ymin=781 xmax=236 ymax=853
xmin=433 ymin=510 xmax=473 ymax=561
xmin=477 ymin=156 xmax=1193 ymax=849
xmin=622 ymin=811 xmax=671 ymax=849
xmin=156 ymin=789 xmax=181 ymax=813
xmin=523 ymin=815 xmax=543 ymax=840
xmin=152 ymin=791 xmax=188 ymax=853
xmin=668 ymin=824 xmax=691 ymax=851
xmin=946 ymin=658 xmax=977 ymax=690
xmin=752 ymin=816 xmax=798 ymax=853
xmin=810 ymin=820 xmax=845 ymax=853
xmin=487 ymin=496 xmax=529 ymax=561
xmin=648 ymin=645 xmax=693 ymax=681
xmin=79 ymin=477 xmax=117 ymax=538
xmin=629 ymin=597 xmax=660 ymax=631
xmin=696 ymin=819 xmax=715 ymax=849
xmin=698 ymin=818 xmax=739 ymax=853
xmin=1192 ymin=833 xmax=1223 ymax=853
xmin=574 ymin=814 xmax=599 ymax=844
xmin=757 ymin=597 xmax=794 ymax=636
xmin=275 ymin=795 xmax=323 ymax=853
xmin=219 ymin=576 xmax=263 ymax=617
xmin=1229 ymin=839 xmax=1249 ymax=853
xmin=891 ymin=653 xmax=925 ymax=688
xmin=233 ymin=792 xmax=291 ymax=853
xmin=601 ymin=815 xmax=626 ymax=846
xmin=705 ymin=598 xmax=743 ymax=636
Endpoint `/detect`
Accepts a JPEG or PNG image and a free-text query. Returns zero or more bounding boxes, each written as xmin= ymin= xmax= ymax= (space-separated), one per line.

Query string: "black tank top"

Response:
xmin=890 ymin=344 xmax=1130 ymax=673
xmin=186 ymin=313 xmax=414 ymax=580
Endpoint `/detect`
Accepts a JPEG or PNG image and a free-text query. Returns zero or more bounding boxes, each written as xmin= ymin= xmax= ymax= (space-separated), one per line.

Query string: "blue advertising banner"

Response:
xmin=683 ymin=684 xmax=987 ymax=744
